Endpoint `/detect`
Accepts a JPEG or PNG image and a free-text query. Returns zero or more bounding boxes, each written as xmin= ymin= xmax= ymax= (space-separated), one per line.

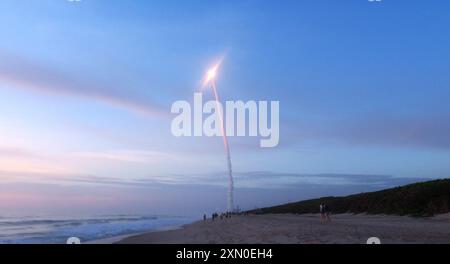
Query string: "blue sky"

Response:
xmin=0 ymin=0 xmax=449 ymax=215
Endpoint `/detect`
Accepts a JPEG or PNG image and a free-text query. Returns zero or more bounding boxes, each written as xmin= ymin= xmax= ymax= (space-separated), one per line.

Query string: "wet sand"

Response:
xmin=117 ymin=213 xmax=450 ymax=244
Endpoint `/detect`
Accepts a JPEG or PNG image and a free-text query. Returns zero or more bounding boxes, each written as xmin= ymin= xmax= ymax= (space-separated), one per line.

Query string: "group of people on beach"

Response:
xmin=319 ymin=203 xmax=332 ymax=223
xmin=204 ymin=212 xmax=233 ymax=221
xmin=202 ymin=205 xmax=331 ymax=223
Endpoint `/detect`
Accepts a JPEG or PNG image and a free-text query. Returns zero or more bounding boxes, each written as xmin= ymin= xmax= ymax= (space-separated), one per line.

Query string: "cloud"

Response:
xmin=0 ymin=51 xmax=169 ymax=118
xmin=0 ymin=146 xmax=37 ymax=158
xmin=0 ymin=145 xmax=434 ymax=191
xmin=71 ymin=150 xmax=178 ymax=163
xmin=131 ymin=170 xmax=432 ymax=189
xmin=0 ymin=169 xmax=142 ymax=187
xmin=231 ymin=171 xmax=430 ymax=189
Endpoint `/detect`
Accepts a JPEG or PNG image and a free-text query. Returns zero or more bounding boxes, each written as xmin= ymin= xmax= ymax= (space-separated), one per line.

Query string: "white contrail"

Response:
xmin=211 ymin=79 xmax=234 ymax=212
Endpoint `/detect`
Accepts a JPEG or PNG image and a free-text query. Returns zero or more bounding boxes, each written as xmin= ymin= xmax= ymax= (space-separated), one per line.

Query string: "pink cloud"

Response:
xmin=0 ymin=51 xmax=169 ymax=118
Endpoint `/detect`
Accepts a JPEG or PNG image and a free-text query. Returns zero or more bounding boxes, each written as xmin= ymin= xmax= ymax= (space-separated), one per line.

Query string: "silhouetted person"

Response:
xmin=319 ymin=203 xmax=325 ymax=223
xmin=324 ymin=204 xmax=332 ymax=222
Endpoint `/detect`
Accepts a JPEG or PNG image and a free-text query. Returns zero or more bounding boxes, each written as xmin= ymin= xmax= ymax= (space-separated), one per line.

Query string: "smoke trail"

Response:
xmin=211 ymin=80 xmax=234 ymax=212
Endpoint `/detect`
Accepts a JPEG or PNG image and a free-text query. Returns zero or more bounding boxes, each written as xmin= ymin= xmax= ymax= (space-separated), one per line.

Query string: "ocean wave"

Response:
xmin=0 ymin=214 xmax=194 ymax=244
xmin=0 ymin=215 xmax=158 ymax=227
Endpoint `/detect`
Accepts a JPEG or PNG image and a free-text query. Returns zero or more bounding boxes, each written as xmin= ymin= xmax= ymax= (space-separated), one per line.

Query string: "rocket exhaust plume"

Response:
xmin=204 ymin=61 xmax=234 ymax=212
xmin=211 ymin=79 xmax=234 ymax=212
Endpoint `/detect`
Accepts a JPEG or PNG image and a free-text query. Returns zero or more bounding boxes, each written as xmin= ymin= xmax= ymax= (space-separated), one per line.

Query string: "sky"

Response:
xmin=0 ymin=0 xmax=449 ymax=216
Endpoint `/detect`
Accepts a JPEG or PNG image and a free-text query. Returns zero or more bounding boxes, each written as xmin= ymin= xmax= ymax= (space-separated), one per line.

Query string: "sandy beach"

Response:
xmin=117 ymin=214 xmax=450 ymax=244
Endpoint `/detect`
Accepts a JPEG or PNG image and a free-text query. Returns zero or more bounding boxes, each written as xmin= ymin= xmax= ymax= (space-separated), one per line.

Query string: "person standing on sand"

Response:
xmin=320 ymin=203 xmax=325 ymax=223
xmin=203 ymin=214 xmax=206 ymax=221
xmin=324 ymin=204 xmax=332 ymax=222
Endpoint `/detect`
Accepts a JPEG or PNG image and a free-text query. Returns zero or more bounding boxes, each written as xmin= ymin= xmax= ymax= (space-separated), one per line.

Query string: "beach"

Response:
xmin=117 ymin=214 xmax=450 ymax=244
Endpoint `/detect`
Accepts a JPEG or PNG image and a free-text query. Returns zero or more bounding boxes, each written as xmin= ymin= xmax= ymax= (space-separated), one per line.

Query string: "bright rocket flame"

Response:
xmin=206 ymin=66 xmax=218 ymax=83
xmin=202 ymin=57 xmax=224 ymax=89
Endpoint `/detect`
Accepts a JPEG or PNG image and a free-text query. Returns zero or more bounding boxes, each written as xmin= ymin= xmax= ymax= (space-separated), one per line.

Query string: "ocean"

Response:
xmin=0 ymin=214 xmax=196 ymax=244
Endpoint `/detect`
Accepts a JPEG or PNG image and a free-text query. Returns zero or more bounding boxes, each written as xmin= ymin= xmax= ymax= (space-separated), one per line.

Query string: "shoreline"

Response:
xmin=86 ymin=223 xmax=192 ymax=244
xmin=115 ymin=213 xmax=450 ymax=244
